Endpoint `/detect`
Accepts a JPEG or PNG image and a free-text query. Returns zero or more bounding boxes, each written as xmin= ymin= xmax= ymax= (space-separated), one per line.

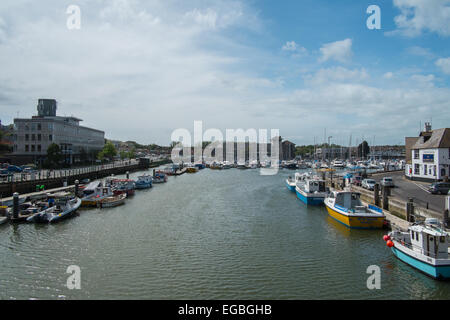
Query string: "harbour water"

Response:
xmin=1 ymin=168 xmax=450 ymax=300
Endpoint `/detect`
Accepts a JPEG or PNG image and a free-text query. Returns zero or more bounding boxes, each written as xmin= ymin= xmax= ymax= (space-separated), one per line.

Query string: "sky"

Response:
xmin=0 ymin=0 xmax=449 ymax=146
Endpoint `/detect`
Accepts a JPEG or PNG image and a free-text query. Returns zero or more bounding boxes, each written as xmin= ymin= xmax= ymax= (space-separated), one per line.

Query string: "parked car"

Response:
xmin=429 ymin=182 xmax=450 ymax=195
xmin=380 ymin=177 xmax=395 ymax=187
xmin=352 ymin=176 xmax=362 ymax=186
xmin=362 ymin=179 xmax=376 ymax=190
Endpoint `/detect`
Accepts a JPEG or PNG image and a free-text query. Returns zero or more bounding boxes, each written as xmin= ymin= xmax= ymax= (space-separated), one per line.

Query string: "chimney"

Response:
xmin=424 ymin=122 xmax=432 ymax=133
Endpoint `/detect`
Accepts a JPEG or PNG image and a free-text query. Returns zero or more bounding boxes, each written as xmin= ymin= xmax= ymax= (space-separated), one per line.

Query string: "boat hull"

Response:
xmin=295 ymin=189 xmax=325 ymax=206
xmin=325 ymin=205 xmax=384 ymax=229
xmin=285 ymin=180 xmax=296 ymax=192
xmin=135 ymin=183 xmax=152 ymax=189
xmin=392 ymin=246 xmax=450 ymax=280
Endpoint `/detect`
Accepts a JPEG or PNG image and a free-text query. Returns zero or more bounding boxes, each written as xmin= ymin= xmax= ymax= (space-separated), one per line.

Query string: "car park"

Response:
xmin=362 ymin=179 xmax=376 ymax=190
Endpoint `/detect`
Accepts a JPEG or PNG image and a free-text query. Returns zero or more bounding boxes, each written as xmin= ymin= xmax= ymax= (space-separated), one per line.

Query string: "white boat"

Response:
xmin=295 ymin=176 xmax=328 ymax=205
xmin=249 ymin=160 xmax=258 ymax=169
xmin=332 ymin=160 xmax=346 ymax=168
xmin=386 ymin=218 xmax=450 ymax=280
xmin=27 ymin=197 xmax=82 ymax=223
xmin=100 ymin=193 xmax=127 ymax=208
xmin=222 ymin=161 xmax=232 ymax=169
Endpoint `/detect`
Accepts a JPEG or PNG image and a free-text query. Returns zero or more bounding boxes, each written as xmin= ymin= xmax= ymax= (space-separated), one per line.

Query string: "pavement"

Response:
xmin=369 ymin=170 xmax=448 ymax=213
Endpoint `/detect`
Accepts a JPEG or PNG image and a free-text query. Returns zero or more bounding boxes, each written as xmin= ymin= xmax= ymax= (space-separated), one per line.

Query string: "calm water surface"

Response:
xmin=1 ymin=168 xmax=449 ymax=299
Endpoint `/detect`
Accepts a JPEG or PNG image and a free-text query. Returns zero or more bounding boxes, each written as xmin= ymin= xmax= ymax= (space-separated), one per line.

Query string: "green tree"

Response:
xmin=98 ymin=141 xmax=117 ymax=161
xmin=46 ymin=143 xmax=63 ymax=167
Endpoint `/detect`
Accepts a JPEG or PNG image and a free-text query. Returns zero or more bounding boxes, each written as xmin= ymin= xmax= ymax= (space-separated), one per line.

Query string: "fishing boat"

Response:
xmin=81 ymin=182 xmax=114 ymax=207
xmin=295 ymin=177 xmax=328 ymax=205
xmin=100 ymin=193 xmax=127 ymax=208
xmin=135 ymin=175 xmax=153 ymax=189
xmin=286 ymin=172 xmax=309 ymax=192
xmin=324 ymin=191 xmax=385 ymax=229
xmin=153 ymin=171 xmax=168 ymax=183
xmin=385 ymin=218 xmax=450 ymax=280
xmin=27 ymin=197 xmax=81 ymax=223
xmin=111 ymin=179 xmax=136 ymax=197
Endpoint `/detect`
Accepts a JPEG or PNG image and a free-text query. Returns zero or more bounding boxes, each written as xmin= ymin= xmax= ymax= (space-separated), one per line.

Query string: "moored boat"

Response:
xmin=81 ymin=182 xmax=114 ymax=207
xmin=100 ymin=193 xmax=127 ymax=208
xmin=153 ymin=171 xmax=168 ymax=183
xmin=385 ymin=218 xmax=450 ymax=280
xmin=295 ymin=176 xmax=328 ymax=205
xmin=135 ymin=175 xmax=153 ymax=189
xmin=324 ymin=190 xmax=385 ymax=229
xmin=27 ymin=197 xmax=82 ymax=223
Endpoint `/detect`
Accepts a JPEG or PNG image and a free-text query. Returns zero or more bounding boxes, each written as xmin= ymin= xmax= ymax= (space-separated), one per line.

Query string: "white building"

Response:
xmin=405 ymin=125 xmax=450 ymax=182
xmin=12 ymin=99 xmax=105 ymax=165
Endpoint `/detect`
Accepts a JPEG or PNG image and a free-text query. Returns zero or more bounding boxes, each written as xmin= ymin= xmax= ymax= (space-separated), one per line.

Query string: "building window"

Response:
xmin=25 ymin=145 xmax=29 ymax=152
xmin=414 ymin=164 xmax=420 ymax=175
xmin=25 ymin=134 xmax=29 ymax=141
xmin=49 ymin=134 xmax=53 ymax=141
xmin=31 ymin=145 xmax=35 ymax=152
xmin=31 ymin=123 xmax=36 ymax=131
xmin=413 ymin=149 xmax=419 ymax=159
xmin=424 ymin=165 xmax=427 ymax=176
xmin=37 ymin=145 xmax=41 ymax=152
xmin=31 ymin=134 xmax=35 ymax=141
xmin=37 ymin=134 xmax=41 ymax=141
xmin=25 ymin=124 xmax=29 ymax=131
xmin=37 ymin=123 xmax=41 ymax=130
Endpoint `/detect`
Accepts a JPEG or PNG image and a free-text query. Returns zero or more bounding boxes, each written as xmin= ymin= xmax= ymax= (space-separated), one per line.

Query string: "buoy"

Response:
xmin=383 ymin=235 xmax=390 ymax=241
xmin=386 ymin=240 xmax=394 ymax=248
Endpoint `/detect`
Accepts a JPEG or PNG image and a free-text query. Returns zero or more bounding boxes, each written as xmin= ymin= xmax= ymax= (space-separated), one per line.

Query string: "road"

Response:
xmin=370 ymin=171 xmax=448 ymax=212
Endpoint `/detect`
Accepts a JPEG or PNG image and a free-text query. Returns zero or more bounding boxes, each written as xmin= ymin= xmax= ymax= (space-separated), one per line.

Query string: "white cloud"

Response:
xmin=303 ymin=67 xmax=368 ymax=86
xmin=406 ymin=46 xmax=434 ymax=58
xmin=436 ymin=57 xmax=450 ymax=74
xmin=389 ymin=0 xmax=450 ymax=37
xmin=319 ymin=39 xmax=352 ymax=63
xmin=383 ymin=72 xmax=394 ymax=79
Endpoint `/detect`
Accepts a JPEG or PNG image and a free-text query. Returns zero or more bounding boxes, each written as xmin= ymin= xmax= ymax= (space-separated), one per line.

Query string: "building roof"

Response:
xmin=412 ymin=128 xmax=450 ymax=149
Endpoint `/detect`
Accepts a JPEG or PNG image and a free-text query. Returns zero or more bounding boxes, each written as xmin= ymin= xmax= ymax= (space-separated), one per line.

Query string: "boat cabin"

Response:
xmin=409 ymin=219 xmax=449 ymax=259
xmin=329 ymin=192 xmax=364 ymax=212
xmin=304 ymin=179 xmax=326 ymax=193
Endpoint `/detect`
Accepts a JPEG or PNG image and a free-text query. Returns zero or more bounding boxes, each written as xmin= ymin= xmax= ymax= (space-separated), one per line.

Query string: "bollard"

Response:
xmin=374 ymin=183 xmax=380 ymax=207
xmin=13 ymin=192 xmax=19 ymax=219
xmin=75 ymin=180 xmax=79 ymax=197
xmin=382 ymin=186 xmax=389 ymax=211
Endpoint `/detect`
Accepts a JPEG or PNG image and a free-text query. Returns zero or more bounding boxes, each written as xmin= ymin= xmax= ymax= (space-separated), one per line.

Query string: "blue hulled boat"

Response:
xmin=386 ymin=218 xmax=450 ymax=280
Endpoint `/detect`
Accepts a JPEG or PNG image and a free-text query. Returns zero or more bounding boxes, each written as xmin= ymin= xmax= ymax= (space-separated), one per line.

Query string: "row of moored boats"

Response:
xmin=286 ymin=171 xmax=450 ymax=280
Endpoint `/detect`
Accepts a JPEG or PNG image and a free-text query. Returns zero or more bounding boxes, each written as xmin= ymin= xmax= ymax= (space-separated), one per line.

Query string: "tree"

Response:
xmin=98 ymin=141 xmax=117 ymax=161
xmin=46 ymin=143 xmax=63 ymax=167
xmin=358 ymin=141 xmax=370 ymax=159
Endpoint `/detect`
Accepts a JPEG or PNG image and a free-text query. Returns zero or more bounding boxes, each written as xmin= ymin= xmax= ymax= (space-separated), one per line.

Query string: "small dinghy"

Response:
xmin=27 ymin=197 xmax=82 ymax=223
xmin=100 ymin=193 xmax=127 ymax=208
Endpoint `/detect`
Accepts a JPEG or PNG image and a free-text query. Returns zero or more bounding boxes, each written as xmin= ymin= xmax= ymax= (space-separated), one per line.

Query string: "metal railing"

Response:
xmin=0 ymin=159 xmax=140 ymax=184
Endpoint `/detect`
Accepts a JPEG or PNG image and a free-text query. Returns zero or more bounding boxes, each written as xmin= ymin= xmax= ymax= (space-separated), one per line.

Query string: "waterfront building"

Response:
xmin=405 ymin=123 xmax=450 ymax=182
xmin=11 ymin=99 xmax=105 ymax=165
